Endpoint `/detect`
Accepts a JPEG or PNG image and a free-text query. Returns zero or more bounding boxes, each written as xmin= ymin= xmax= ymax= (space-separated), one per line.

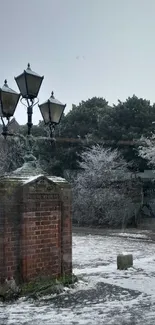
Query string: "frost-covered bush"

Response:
xmin=71 ymin=145 xmax=142 ymax=227
xmin=138 ymin=134 xmax=155 ymax=167
xmin=0 ymin=135 xmax=26 ymax=175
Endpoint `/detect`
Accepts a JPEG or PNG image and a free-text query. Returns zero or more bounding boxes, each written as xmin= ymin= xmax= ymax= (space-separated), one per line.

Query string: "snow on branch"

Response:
xmin=138 ymin=134 xmax=155 ymax=167
xmin=0 ymin=136 xmax=25 ymax=176
xmin=71 ymin=145 xmax=142 ymax=227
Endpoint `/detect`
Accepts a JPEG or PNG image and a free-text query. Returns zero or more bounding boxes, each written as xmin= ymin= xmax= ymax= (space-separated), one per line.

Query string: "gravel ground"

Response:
xmin=1 ymin=230 xmax=155 ymax=324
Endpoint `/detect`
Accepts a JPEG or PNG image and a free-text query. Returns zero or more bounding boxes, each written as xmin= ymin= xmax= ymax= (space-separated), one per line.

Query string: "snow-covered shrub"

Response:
xmin=138 ymin=134 xmax=155 ymax=167
xmin=0 ymin=135 xmax=25 ymax=175
xmin=71 ymin=145 xmax=142 ymax=227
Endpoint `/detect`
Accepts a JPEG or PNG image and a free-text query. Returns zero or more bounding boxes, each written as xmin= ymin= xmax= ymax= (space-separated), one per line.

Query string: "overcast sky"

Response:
xmin=1 ymin=0 xmax=155 ymax=124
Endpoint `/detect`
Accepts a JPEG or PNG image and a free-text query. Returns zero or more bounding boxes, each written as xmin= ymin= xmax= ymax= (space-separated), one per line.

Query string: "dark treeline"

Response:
xmin=0 ymin=94 xmax=154 ymax=176
xmin=18 ymin=95 xmax=155 ymax=175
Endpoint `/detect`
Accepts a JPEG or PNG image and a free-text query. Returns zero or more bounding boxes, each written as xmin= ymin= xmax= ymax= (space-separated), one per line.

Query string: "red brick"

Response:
xmin=0 ymin=177 xmax=72 ymax=282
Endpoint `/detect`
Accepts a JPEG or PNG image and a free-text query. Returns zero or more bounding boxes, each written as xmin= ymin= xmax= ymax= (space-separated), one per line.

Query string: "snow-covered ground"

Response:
xmin=110 ymin=231 xmax=150 ymax=239
xmin=1 ymin=232 xmax=155 ymax=324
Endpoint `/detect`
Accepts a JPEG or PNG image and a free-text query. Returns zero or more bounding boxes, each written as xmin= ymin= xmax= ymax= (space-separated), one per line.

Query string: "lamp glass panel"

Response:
xmin=26 ymin=74 xmax=43 ymax=99
xmin=49 ymin=103 xmax=64 ymax=124
xmin=39 ymin=102 xmax=49 ymax=124
xmin=15 ymin=74 xmax=27 ymax=97
xmin=1 ymin=91 xmax=19 ymax=117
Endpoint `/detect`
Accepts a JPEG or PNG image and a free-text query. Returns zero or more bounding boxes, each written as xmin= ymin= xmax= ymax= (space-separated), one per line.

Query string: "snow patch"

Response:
xmin=111 ymin=232 xmax=149 ymax=239
xmin=23 ymin=174 xmax=43 ymax=184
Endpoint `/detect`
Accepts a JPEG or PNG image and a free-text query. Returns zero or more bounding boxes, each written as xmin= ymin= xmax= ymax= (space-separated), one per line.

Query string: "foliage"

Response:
xmin=56 ymin=95 xmax=155 ymax=141
xmin=71 ymin=145 xmax=142 ymax=227
xmin=56 ymin=97 xmax=110 ymax=139
xmin=31 ymin=95 xmax=155 ymax=173
xmin=0 ymin=135 xmax=25 ymax=175
xmin=32 ymin=138 xmax=83 ymax=176
xmin=1 ymin=94 xmax=155 ymax=176
xmin=19 ymin=122 xmax=47 ymax=138
xmin=138 ymin=135 xmax=155 ymax=168
xmin=109 ymin=96 xmax=155 ymax=141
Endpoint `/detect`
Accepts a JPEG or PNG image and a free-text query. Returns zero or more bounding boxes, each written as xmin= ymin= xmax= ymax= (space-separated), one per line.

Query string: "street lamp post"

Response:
xmin=15 ymin=63 xmax=44 ymax=135
xmin=39 ymin=91 xmax=66 ymax=138
xmin=0 ymin=64 xmax=66 ymax=138
xmin=0 ymin=80 xmax=20 ymax=137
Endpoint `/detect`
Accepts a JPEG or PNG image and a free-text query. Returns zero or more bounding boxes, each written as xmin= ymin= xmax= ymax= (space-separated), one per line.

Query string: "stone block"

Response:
xmin=117 ymin=253 xmax=133 ymax=270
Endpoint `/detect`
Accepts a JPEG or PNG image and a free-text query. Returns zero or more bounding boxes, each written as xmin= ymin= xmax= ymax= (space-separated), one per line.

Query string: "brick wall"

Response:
xmin=0 ymin=182 xmax=21 ymax=282
xmin=0 ymin=176 xmax=72 ymax=283
xmin=60 ymin=186 xmax=72 ymax=276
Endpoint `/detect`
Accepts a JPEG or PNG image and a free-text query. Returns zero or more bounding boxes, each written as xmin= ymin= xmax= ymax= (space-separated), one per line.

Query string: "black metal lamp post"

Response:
xmin=0 ymin=63 xmax=66 ymax=137
xmin=15 ymin=63 xmax=44 ymax=135
xmin=0 ymin=80 xmax=20 ymax=137
xmin=38 ymin=91 xmax=66 ymax=138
